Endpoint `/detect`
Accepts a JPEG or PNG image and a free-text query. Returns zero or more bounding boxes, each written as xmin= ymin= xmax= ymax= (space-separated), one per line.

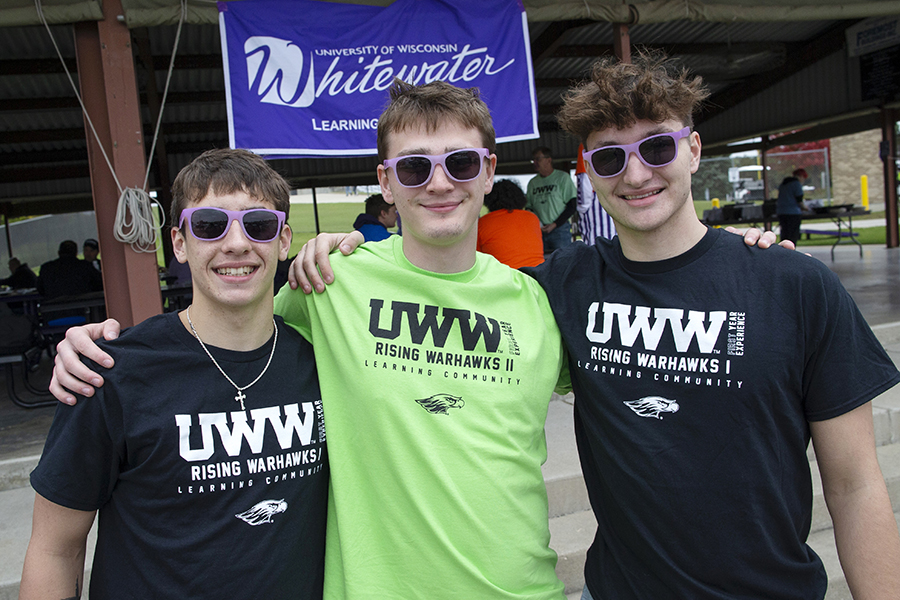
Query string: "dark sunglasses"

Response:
xmin=383 ymin=148 xmax=490 ymax=188
xmin=178 ymin=207 xmax=286 ymax=243
xmin=583 ymin=127 xmax=692 ymax=178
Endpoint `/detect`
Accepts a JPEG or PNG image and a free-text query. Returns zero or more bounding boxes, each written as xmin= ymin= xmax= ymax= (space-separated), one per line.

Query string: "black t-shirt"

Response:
xmin=526 ymin=227 xmax=900 ymax=599
xmin=32 ymin=312 xmax=328 ymax=599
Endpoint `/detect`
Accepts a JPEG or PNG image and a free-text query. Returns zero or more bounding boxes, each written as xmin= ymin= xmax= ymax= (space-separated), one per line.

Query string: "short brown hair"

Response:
xmin=170 ymin=148 xmax=291 ymax=226
xmin=557 ymin=50 xmax=709 ymax=145
xmin=376 ymin=79 xmax=496 ymax=160
xmin=364 ymin=193 xmax=392 ymax=217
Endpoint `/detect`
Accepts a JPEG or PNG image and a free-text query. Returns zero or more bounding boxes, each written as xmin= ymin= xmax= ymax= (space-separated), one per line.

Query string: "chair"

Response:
xmin=0 ymin=313 xmax=55 ymax=408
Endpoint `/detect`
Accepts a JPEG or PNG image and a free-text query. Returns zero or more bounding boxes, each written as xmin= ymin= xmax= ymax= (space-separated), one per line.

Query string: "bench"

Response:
xmin=799 ymin=228 xmax=862 ymax=260
xmin=800 ymin=229 xmax=859 ymax=240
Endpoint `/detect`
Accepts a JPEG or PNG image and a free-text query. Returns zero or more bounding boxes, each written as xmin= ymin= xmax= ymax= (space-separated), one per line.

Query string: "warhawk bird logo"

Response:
xmin=235 ymin=499 xmax=287 ymax=526
xmin=624 ymin=396 xmax=680 ymax=420
xmin=415 ymin=393 xmax=465 ymax=415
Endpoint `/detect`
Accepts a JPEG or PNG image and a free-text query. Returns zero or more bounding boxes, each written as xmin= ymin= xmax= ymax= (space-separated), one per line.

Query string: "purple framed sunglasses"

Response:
xmin=178 ymin=207 xmax=286 ymax=242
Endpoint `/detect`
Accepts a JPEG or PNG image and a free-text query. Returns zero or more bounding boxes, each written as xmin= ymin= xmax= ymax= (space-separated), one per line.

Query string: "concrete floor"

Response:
xmin=2 ymin=241 xmax=900 ymax=461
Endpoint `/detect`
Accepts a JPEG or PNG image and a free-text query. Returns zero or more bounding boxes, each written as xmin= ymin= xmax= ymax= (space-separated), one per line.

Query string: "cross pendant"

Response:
xmin=235 ymin=389 xmax=246 ymax=410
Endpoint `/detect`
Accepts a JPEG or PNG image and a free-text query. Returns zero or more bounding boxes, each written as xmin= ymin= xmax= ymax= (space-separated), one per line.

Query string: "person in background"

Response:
xmin=37 ymin=240 xmax=102 ymax=299
xmin=777 ymin=168 xmax=809 ymax=244
xmin=1 ymin=257 xmax=38 ymax=290
xmin=526 ymin=146 xmax=577 ymax=254
xmin=165 ymin=255 xmax=192 ymax=285
xmin=476 ymin=179 xmax=544 ymax=269
xmin=574 ymin=146 xmax=616 ymax=244
xmin=82 ymin=238 xmax=101 ymax=272
xmin=352 ymin=193 xmax=398 ymax=242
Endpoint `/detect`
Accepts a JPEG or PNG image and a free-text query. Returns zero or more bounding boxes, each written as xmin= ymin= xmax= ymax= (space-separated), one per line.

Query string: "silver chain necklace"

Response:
xmin=186 ymin=305 xmax=278 ymax=410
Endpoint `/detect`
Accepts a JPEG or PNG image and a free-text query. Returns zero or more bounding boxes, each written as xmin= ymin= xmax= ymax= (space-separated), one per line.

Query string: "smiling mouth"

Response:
xmin=621 ymin=188 xmax=664 ymax=201
xmin=423 ymin=201 xmax=461 ymax=213
xmin=216 ymin=266 xmax=256 ymax=276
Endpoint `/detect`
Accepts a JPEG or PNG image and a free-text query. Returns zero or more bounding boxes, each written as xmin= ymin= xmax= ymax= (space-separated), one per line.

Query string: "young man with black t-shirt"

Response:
xmin=20 ymin=149 xmax=327 ymax=599
xmin=525 ymin=51 xmax=900 ymax=600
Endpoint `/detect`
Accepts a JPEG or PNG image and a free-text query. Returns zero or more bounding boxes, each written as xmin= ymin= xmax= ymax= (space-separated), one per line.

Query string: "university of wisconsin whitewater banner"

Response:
xmin=218 ymin=0 xmax=538 ymax=157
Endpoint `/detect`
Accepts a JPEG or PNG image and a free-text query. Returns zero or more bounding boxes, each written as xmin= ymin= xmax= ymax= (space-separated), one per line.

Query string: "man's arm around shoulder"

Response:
xmin=20 ymin=493 xmax=96 ymax=599
xmin=811 ymin=401 xmax=900 ymax=598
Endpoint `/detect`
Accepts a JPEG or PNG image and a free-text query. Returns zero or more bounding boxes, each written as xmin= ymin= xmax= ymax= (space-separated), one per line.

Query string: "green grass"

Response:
xmin=287 ymin=202 xmax=365 ymax=256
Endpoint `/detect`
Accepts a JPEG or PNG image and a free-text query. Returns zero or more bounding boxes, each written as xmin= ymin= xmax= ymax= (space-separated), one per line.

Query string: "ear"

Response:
xmin=688 ymin=131 xmax=702 ymax=175
xmin=377 ymin=164 xmax=395 ymax=205
xmin=278 ymin=224 xmax=292 ymax=261
xmin=171 ymin=227 xmax=189 ymax=264
xmin=483 ymin=153 xmax=497 ymax=195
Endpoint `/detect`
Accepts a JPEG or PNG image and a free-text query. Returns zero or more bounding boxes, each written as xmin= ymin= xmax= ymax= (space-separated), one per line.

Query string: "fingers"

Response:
xmin=50 ymin=350 xmax=100 ymax=404
xmin=100 ymin=319 xmax=121 ymax=341
xmin=778 ymin=240 xmax=797 ymax=251
xmin=338 ymin=230 xmax=365 ymax=255
xmin=288 ymin=243 xmax=310 ymax=292
xmin=48 ymin=321 xmax=119 ymax=405
xmin=739 ymin=227 xmax=762 ymax=246
xmin=757 ymin=230 xmax=778 ymax=249
xmin=69 ymin=321 xmax=118 ymax=366
xmin=290 ymin=232 xmax=364 ymax=294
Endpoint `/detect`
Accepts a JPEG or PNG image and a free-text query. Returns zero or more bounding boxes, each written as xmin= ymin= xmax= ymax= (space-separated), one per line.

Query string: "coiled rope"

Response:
xmin=34 ymin=0 xmax=188 ymax=253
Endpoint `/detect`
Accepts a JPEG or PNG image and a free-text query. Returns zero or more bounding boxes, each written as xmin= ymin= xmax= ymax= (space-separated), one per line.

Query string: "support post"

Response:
xmin=74 ymin=0 xmax=162 ymax=327
xmin=613 ymin=24 xmax=631 ymax=64
xmin=882 ymin=107 xmax=899 ymax=248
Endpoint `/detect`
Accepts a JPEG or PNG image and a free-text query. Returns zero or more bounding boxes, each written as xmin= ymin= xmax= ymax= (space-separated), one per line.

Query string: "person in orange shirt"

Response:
xmin=476 ymin=179 xmax=544 ymax=269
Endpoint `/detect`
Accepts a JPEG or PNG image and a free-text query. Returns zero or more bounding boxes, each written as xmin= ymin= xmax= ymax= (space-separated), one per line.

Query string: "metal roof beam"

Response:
xmin=698 ymin=20 xmax=857 ymax=124
xmin=530 ymin=20 xmax=594 ymax=62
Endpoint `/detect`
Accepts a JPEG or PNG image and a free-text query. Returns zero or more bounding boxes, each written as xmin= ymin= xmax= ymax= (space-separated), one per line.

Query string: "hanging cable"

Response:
xmin=34 ymin=0 xmax=188 ymax=253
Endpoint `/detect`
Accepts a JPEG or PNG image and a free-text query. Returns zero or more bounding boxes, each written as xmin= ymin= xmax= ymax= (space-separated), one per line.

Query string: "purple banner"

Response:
xmin=218 ymin=0 xmax=537 ymax=157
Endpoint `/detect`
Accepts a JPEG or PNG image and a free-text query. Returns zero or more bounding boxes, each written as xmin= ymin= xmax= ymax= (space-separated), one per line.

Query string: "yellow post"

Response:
xmin=860 ymin=175 xmax=869 ymax=210
xmin=712 ymin=198 xmax=720 ymax=208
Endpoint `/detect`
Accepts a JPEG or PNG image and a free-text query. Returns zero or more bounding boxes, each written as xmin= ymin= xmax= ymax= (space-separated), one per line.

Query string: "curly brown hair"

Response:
xmin=376 ymin=79 xmax=496 ymax=161
xmin=484 ymin=179 xmax=527 ymax=212
xmin=557 ymin=50 xmax=709 ymax=145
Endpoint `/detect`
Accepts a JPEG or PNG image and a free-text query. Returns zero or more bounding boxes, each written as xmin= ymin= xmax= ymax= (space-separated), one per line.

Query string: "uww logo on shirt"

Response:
xmin=176 ymin=402 xmax=317 ymax=462
xmin=586 ymin=302 xmax=726 ymax=353
xmin=369 ymin=299 xmax=501 ymax=352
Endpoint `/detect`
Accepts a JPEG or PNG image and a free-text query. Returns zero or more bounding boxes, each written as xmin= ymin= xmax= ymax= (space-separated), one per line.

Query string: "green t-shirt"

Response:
xmin=526 ymin=169 xmax=576 ymax=226
xmin=275 ymin=237 xmax=567 ymax=599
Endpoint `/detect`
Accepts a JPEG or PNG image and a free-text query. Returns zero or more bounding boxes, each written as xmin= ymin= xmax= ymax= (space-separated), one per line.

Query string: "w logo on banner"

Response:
xmin=219 ymin=0 xmax=537 ymax=157
xmin=245 ymin=37 xmax=316 ymax=108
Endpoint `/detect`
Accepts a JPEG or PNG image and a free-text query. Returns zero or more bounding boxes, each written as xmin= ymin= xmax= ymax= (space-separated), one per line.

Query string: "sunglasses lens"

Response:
xmin=190 ymin=208 xmax=229 ymax=239
xmin=445 ymin=150 xmax=483 ymax=181
xmin=395 ymin=156 xmax=433 ymax=187
xmin=591 ymin=148 xmax=626 ymax=177
xmin=242 ymin=210 xmax=281 ymax=242
xmin=639 ymin=135 xmax=677 ymax=166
